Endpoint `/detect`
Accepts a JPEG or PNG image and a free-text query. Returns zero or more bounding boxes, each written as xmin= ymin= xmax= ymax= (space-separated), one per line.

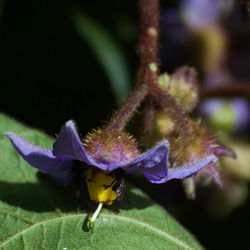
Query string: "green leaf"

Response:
xmin=0 ymin=114 xmax=203 ymax=249
xmin=72 ymin=10 xmax=131 ymax=105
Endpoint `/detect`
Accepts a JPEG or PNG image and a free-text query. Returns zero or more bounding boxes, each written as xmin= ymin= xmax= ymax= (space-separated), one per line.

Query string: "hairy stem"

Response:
xmin=139 ymin=0 xmax=191 ymax=136
xmin=105 ymin=83 xmax=148 ymax=132
xmin=138 ymin=0 xmax=160 ymax=89
xmin=151 ymin=89 xmax=191 ymax=134
xmin=106 ymin=0 xmax=190 ymax=134
xmin=105 ymin=0 xmax=160 ymax=132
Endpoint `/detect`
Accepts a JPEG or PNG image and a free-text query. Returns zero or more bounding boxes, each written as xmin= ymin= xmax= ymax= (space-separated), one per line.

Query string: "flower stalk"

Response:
xmin=138 ymin=0 xmax=160 ymax=89
xmin=138 ymin=0 xmax=192 ymax=136
xmin=106 ymin=0 xmax=190 ymax=135
xmin=87 ymin=202 xmax=103 ymax=230
xmin=105 ymin=83 xmax=148 ymax=132
xmin=105 ymin=0 xmax=160 ymax=133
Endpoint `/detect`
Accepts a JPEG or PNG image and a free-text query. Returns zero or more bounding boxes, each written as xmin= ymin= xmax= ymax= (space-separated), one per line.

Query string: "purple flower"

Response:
xmin=180 ymin=0 xmax=233 ymax=30
xmin=200 ymin=98 xmax=250 ymax=132
xmin=5 ymin=120 xmax=218 ymax=205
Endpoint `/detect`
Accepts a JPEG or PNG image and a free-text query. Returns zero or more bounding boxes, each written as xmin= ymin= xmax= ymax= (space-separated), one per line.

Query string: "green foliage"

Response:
xmin=72 ymin=10 xmax=131 ymax=105
xmin=0 ymin=114 xmax=202 ymax=249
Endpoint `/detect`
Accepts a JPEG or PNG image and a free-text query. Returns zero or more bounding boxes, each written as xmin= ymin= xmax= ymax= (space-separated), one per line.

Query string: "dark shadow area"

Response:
xmin=82 ymin=215 xmax=91 ymax=232
xmin=0 ymin=0 xmax=122 ymax=136
xmin=0 ymin=172 xmax=153 ymax=214
xmin=130 ymin=175 xmax=250 ymax=250
xmin=108 ymin=183 xmax=153 ymax=213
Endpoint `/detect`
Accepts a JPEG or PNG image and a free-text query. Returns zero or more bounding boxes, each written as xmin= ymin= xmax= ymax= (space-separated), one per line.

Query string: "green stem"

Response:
xmin=87 ymin=202 xmax=103 ymax=230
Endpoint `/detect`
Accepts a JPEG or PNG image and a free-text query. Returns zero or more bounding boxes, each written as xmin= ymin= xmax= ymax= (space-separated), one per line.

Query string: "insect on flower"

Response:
xmin=5 ymin=120 xmax=217 ymax=228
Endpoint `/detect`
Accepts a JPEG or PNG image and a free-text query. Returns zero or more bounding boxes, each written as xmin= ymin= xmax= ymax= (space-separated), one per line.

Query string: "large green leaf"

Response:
xmin=72 ymin=11 xmax=131 ymax=105
xmin=0 ymin=114 xmax=202 ymax=249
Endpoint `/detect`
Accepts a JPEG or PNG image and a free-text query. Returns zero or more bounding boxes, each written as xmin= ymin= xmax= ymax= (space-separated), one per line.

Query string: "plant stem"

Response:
xmin=106 ymin=0 xmax=190 ymax=134
xmin=88 ymin=202 xmax=103 ymax=229
xmin=105 ymin=83 xmax=148 ymax=132
xmin=138 ymin=0 xmax=191 ymax=135
xmin=105 ymin=0 xmax=159 ymax=132
xmin=138 ymin=0 xmax=160 ymax=90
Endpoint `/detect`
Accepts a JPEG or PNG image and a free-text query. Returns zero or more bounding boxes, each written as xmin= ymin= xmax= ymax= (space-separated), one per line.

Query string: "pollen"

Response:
xmin=86 ymin=167 xmax=117 ymax=205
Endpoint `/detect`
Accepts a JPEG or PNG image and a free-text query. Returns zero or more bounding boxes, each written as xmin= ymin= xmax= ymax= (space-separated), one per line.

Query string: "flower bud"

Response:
xmin=171 ymin=120 xmax=234 ymax=198
xmin=168 ymin=66 xmax=199 ymax=113
xmin=157 ymin=67 xmax=199 ymax=113
xmin=157 ymin=73 xmax=170 ymax=91
xmin=155 ymin=110 xmax=176 ymax=137
xmin=137 ymin=105 xmax=177 ymax=148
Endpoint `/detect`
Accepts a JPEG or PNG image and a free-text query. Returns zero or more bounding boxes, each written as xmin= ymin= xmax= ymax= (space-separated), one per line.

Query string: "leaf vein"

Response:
xmin=0 ymin=213 xmax=196 ymax=249
xmin=103 ymin=214 xmax=196 ymax=249
xmin=0 ymin=207 xmax=33 ymax=225
xmin=56 ymin=218 xmax=63 ymax=250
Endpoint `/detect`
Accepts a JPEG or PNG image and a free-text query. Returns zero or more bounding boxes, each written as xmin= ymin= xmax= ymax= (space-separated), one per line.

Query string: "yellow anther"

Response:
xmin=86 ymin=167 xmax=117 ymax=205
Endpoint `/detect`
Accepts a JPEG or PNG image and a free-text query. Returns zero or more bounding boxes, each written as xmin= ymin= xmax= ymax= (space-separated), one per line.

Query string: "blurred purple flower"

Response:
xmin=180 ymin=0 xmax=233 ymax=29
xmin=200 ymin=98 xmax=250 ymax=131
xmin=5 ymin=120 xmax=217 ymax=186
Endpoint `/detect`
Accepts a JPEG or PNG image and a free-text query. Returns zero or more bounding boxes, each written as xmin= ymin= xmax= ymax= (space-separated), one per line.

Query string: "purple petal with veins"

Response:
xmin=5 ymin=132 xmax=73 ymax=186
xmin=165 ymin=154 xmax=218 ymax=183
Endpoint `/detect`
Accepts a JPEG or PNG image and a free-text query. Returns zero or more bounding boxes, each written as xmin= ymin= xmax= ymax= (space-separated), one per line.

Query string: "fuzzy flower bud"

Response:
xmin=137 ymin=105 xmax=177 ymax=148
xmin=158 ymin=67 xmax=199 ymax=113
xmin=139 ymin=66 xmax=199 ymax=147
xmin=168 ymin=67 xmax=199 ymax=113
xmin=175 ymin=121 xmax=235 ymax=199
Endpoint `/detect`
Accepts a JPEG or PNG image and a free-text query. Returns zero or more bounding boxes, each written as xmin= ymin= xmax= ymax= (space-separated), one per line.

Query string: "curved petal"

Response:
xmin=141 ymin=150 xmax=169 ymax=183
xmin=5 ymin=132 xmax=73 ymax=186
xmin=209 ymin=140 xmax=236 ymax=158
xmin=53 ymin=120 xmax=94 ymax=165
xmin=159 ymin=154 xmax=218 ymax=183
xmin=102 ymin=140 xmax=170 ymax=182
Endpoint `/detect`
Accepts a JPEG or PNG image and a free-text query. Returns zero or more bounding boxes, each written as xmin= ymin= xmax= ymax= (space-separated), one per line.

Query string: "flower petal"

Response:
xmin=164 ymin=154 xmax=218 ymax=183
xmin=121 ymin=140 xmax=170 ymax=183
xmin=180 ymin=0 xmax=233 ymax=29
xmin=209 ymin=140 xmax=236 ymax=158
xmin=53 ymin=120 xmax=93 ymax=164
xmin=5 ymin=132 xmax=73 ymax=186
xmin=88 ymin=140 xmax=170 ymax=175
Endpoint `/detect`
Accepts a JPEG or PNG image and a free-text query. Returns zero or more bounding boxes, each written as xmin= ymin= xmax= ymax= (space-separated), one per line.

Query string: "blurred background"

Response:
xmin=1 ymin=0 xmax=250 ymax=249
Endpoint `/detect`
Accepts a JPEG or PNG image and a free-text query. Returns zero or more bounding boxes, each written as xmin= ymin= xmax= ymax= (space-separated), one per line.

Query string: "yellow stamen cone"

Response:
xmin=86 ymin=167 xmax=117 ymax=205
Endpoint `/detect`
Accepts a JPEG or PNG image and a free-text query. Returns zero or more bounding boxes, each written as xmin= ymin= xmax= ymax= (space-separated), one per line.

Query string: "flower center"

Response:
xmin=83 ymin=129 xmax=140 ymax=164
xmin=86 ymin=167 xmax=118 ymax=205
